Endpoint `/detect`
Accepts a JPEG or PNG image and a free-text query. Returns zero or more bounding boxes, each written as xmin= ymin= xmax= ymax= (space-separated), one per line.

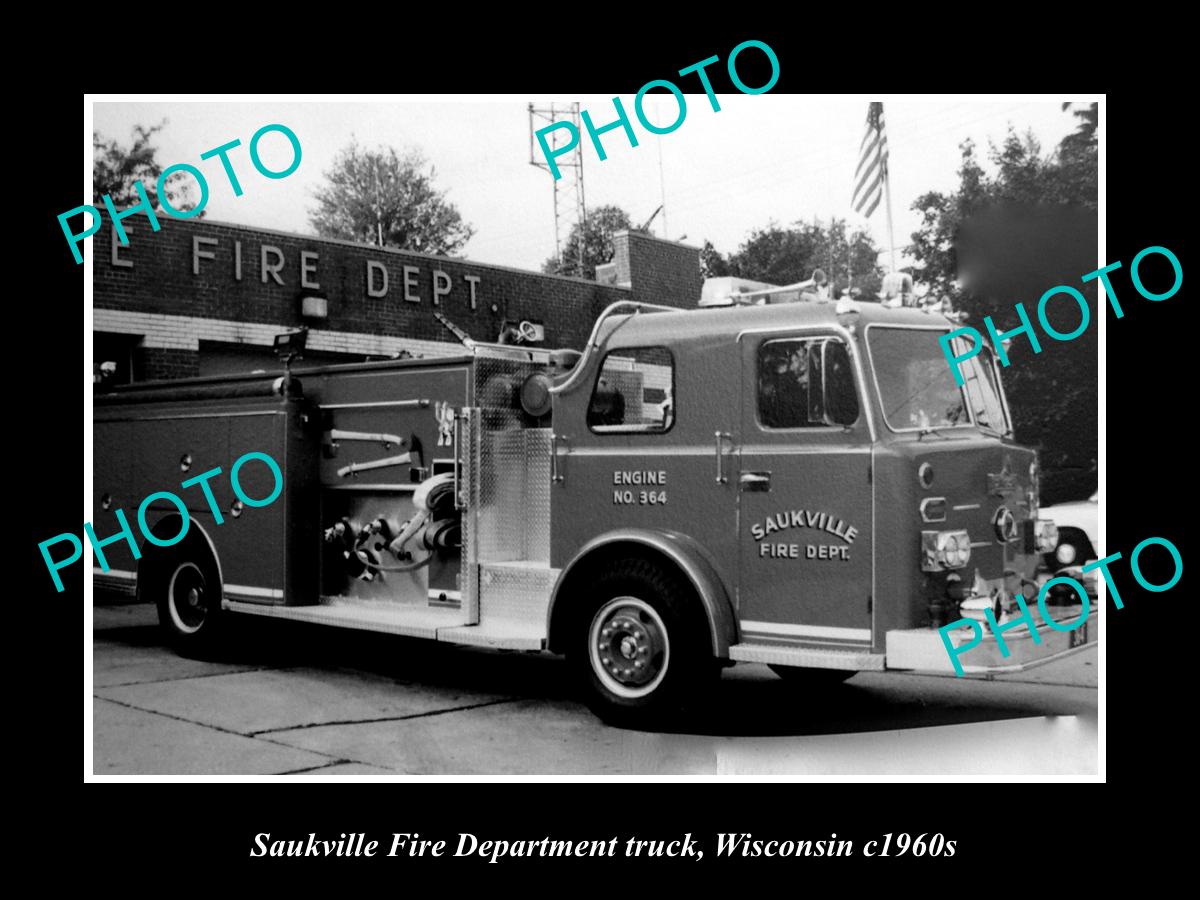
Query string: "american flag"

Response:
xmin=852 ymin=102 xmax=888 ymax=218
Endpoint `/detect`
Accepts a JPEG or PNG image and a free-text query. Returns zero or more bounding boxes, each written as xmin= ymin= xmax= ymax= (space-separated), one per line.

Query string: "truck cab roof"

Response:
xmin=595 ymin=299 xmax=957 ymax=348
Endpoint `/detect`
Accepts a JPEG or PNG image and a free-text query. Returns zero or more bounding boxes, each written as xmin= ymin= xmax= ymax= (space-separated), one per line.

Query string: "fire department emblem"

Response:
xmin=987 ymin=456 xmax=1018 ymax=496
xmin=434 ymin=401 xmax=455 ymax=447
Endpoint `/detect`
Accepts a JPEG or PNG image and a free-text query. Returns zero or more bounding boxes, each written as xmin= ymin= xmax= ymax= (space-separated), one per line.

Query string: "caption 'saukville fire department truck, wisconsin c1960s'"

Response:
xmin=93 ymin=297 xmax=1083 ymax=725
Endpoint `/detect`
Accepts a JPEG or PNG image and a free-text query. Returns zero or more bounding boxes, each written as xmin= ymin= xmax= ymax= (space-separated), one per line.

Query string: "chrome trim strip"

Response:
xmin=953 ymin=503 xmax=982 ymax=511
xmin=740 ymin=620 xmax=872 ymax=642
xmin=323 ymin=484 xmax=417 ymax=492
xmin=92 ymin=567 xmax=136 ymax=581
xmin=319 ymin=399 xmax=431 ymax=410
xmin=97 ymin=411 xmax=283 ymax=423
xmin=224 ymin=584 xmax=284 ymax=600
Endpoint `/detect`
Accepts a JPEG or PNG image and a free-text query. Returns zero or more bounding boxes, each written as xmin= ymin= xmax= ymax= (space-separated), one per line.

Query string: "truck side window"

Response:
xmin=758 ymin=337 xmax=860 ymax=429
xmin=587 ymin=347 xmax=675 ymax=433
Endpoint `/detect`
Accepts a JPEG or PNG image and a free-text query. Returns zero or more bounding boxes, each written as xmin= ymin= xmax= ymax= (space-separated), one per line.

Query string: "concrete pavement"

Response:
xmin=91 ymin=598 xmax=1099 ymax=776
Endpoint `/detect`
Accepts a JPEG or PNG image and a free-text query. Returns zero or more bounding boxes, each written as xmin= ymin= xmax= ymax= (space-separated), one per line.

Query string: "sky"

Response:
xmin=91 ymin=96 xmax=1084 ymax=273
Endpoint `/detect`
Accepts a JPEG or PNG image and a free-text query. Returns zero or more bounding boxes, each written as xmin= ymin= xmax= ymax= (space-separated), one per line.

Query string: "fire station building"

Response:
xmin=93 ymin=217 xmax=703 ymax=383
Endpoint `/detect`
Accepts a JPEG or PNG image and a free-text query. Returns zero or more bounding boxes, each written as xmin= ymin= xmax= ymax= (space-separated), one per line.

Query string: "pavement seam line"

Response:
xmin=246 ymin=697 xmax=521 ymax=736
xmin=93 ymin=694 xmax=379 ymax=770
xmin=273 ymin=759 xmax=360 ymax=775
xmin=97 ymin=666 xmax=281 ymax=688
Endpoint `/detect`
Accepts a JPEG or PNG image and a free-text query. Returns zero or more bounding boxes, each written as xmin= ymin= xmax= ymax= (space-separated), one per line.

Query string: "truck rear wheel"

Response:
xmin=150 ymin=549 xmax=225 ymax=657
xmin=571 ymin=558 xmax=716 ymax=727
xmin=769 ymin=665 xmax=854 ymax=686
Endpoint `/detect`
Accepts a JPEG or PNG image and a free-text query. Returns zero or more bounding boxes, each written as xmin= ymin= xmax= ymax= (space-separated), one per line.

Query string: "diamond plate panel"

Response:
xmin=458 ymin=349 xmax=556 ymax=627
xmin=477 ymin=429 xmax=528 ymax=561
xmin=523 ymin=430 xmax=552 ymax=563
xmin=477 ymin=563 xmax=559 ymax=630
xmin=469 ymin=351 xmax=554 ymax=568
xmin=463 ymin=407 xmax=480 ymax=621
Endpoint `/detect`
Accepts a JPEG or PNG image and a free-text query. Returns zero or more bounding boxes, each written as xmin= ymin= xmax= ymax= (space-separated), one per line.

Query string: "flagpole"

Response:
xmin=883 ymin=159 xmax=897 ymax=272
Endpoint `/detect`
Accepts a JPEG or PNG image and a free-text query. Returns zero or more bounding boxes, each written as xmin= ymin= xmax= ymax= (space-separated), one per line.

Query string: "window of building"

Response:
xmin=587 ymin=347 xmax=675 ymax=433
xmin=757 ymin=337 xmax=860 ymax=429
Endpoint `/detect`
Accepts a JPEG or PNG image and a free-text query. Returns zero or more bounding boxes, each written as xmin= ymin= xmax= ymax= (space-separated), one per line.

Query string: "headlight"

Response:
xmin=921 ymin=530 xmax=972 ymax=572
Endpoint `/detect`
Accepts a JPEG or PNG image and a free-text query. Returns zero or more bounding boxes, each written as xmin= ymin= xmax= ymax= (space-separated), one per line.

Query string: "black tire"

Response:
xmin=769 ymin=665 xmax=855 ymax=686
xmin=570 ymin=557 xmax=717 ymax=728
xmin=149 ymin=546 xmax=225 ymax=657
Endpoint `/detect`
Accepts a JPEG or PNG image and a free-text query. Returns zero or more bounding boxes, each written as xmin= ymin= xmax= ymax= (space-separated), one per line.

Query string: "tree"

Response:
xmin=721 ymin=218 xmax=883 ymax=297
xmin=699 ymin=240 xmax=732 ymax=278
xmin=542 ymin=205 xmax=648 ymax=279
xmin=93 ymin=121 xmax=204 ymax=216
xmin=906 ymin=105 xmax=1099 ymax=504
xmin=310 ymin=141 xmax=474 ymax=255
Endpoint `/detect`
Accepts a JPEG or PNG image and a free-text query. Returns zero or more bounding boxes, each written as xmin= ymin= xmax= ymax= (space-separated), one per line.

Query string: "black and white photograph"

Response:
xmin=74 ymin=91 xmax=1107 ymax=778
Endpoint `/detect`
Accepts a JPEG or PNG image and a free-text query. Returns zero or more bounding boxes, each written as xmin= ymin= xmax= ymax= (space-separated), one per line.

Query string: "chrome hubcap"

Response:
xmin=168 ymin=562 xmax=207 ymax=635
xmin=589 ymin=596 xmax=669 ymax=699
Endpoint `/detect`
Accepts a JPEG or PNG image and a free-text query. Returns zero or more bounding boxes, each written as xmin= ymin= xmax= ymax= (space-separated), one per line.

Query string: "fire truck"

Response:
xmin=93 ymin=299 xmax=1082 ymax=725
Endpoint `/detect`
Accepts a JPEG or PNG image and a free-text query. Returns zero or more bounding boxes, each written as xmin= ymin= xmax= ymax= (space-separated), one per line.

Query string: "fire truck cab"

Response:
xmin=93 ymin=299 xmax=1081 ymax=725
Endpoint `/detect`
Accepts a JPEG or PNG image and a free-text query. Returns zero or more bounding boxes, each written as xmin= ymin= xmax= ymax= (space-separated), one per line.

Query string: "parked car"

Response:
xmin=1040 ymin=492 xmax=1098 ymax=598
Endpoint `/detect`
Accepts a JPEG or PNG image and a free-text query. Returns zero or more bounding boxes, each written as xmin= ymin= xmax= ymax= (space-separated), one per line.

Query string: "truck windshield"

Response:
xmin=867 ymin=326 xmax=1010 ymax=434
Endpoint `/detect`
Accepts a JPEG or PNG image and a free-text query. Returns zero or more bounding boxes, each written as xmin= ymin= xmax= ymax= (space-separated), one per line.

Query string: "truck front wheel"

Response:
xmin=572 ymin=558 xmax=716 ymax=727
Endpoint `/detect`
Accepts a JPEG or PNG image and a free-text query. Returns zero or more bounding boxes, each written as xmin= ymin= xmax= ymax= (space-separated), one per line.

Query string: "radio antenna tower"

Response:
xmin=528 ymin=102 xmax=587 ymax=274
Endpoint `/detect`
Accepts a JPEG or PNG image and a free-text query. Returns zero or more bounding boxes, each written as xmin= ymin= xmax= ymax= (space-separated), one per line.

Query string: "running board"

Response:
xmin=728 ymin=643 xmax=884 ymax=670
xmin=223 ymin=600 xmax=544 ymax=650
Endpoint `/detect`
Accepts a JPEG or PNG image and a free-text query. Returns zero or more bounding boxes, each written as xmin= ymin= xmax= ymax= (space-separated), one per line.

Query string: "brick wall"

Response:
xmin=614 ymin=230 xmax=704 ymax=310
xmin=92 ymin=217 xmax=701 ymax=380
xmin=141 ymin=347 xmax=199 ymax=381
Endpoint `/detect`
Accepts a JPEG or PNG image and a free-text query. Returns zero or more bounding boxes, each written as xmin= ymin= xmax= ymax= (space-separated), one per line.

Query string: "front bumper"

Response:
xmin=885 ymin=599 xmax=1094 ymax=675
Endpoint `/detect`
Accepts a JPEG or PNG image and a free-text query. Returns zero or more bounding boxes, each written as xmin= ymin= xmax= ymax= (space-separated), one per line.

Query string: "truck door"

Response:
xmin=736 ymin=330 xmax=875 ymax=648
xmin=551 ymin=342 xmax=740 ymax=591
